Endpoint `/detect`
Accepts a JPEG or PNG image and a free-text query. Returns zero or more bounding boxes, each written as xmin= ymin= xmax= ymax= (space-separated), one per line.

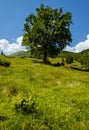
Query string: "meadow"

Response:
xmin=0 ymin=57 xmax=89 ymax=130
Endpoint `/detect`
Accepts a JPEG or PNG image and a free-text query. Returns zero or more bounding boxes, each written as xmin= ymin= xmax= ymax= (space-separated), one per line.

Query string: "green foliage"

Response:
xmin=66 ymin=55 xmax=73 ymax=64
xmin=14 ymin=93 xmax=36 ymax=114
xmin=81 ymin=52 xmax=89 ymax=70
xmin=0 ymin=55 xmax=10 ymax=67
xmin=23 ymin=4 xmax=72 ymax=63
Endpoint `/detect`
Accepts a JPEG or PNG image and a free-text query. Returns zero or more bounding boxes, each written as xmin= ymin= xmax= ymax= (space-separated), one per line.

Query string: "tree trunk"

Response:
xmin=43 ymin=45 xmax=48 ymax=64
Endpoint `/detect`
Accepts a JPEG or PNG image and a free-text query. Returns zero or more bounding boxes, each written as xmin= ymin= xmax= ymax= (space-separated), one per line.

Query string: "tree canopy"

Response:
xmin=22 ymin=4 xmax=72 ymax=64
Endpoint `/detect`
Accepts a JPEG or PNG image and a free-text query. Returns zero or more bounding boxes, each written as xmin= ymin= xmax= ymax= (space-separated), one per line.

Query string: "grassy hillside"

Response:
xmin=81 ymin=49 xmax=89 ymax=54
xmin=10 ymin=50 xmax=31 ymax=58
xmin=0 ymin=57 xmax=89 ymax=130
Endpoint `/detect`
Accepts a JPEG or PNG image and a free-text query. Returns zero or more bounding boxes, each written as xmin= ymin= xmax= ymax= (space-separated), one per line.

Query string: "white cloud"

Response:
xmin=64 ymin=34 xmax=89 ymax=53
xmin=1 ymin=34 xmax=89 ymax=55
xmin=0 ymin=36 xmax=27 ymax=55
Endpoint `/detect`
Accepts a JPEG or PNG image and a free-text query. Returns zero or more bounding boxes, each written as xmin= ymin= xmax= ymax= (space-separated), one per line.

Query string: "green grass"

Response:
xmin=0 ymin=57 xmax=89 ymax=130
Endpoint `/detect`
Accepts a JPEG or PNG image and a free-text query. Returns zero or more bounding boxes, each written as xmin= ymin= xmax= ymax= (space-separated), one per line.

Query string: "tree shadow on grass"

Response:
xmin=31 ymin=58 xmax=89 ymax=71
xmin=31 ymin=59 xmax=63 ymax=67
xmin=31 ymin=59 xmax=43 ymax=64
xmin=50 ymin=62 xmax=64 ymax=67
xmin=72 ymin=67 xmax=89 ymax=72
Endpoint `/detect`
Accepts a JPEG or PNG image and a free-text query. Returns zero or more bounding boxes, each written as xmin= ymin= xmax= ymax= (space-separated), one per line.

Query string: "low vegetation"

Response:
xmin=0 ymin=55 xmax=10 ymax=67
xmin=0 ymin=56 xmax=89 ymax=130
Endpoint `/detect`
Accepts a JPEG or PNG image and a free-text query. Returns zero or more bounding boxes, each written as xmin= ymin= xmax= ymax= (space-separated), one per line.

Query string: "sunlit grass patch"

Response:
xmin=0 ymin=57 xmax=89 ymax=129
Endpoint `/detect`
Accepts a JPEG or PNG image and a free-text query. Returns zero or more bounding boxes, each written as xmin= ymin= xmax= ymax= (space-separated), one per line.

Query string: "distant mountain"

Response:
xmin=9 ymin=49 xmax=89 ymax=61
xmin=80 ymin=49 xmax=89 ymax=54
xmin=59 ymin=51 xmax=77 ymax=58
xmin=10 ymin=51 xmax=31 ymax=58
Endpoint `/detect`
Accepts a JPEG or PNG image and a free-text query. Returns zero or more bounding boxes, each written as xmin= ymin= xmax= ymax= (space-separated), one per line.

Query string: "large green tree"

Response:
xmin=22 ymin=4 xmax=72 ymax=64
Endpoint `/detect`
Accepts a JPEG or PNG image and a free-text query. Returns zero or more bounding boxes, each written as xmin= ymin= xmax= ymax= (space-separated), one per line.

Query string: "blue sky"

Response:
xmin=0 ymin=0 xmax=89 ymax=54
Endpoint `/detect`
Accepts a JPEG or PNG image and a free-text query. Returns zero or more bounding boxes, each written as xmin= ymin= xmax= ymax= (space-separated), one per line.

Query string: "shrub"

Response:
xmin=66 ymin=56 xmax=73 ymax=64
xmin=0 ymin=56 xmax=10 ymax=67
xmin=14 ymin=93 xmax=36 ymax=114
xmin=81 ymin=53 xmax=89 ymax=70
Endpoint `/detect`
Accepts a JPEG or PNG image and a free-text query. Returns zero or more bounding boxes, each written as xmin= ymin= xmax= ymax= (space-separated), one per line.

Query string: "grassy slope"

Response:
xmin=0 ymin=57 xmax=89 ymax=130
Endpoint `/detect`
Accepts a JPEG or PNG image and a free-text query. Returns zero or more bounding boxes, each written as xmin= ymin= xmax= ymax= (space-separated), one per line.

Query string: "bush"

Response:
xmin=66 ymin=56 xmax=73 ymax=64
xmin=81 ymin=53 xmax=89 ymax=70
xmin=0 ymin=56 xmax=10 ymax=67
xmin=14 ymin=93 xmax=36 ymax=114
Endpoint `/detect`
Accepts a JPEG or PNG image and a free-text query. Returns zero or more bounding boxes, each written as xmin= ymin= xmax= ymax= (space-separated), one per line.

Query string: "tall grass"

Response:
xmin=0 ymin=57 xmax=89 ymax=130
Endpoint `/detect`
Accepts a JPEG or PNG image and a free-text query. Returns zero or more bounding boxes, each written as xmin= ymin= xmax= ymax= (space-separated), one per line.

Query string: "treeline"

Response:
xmin=59 ymin=49 xmax=89 ymax=70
